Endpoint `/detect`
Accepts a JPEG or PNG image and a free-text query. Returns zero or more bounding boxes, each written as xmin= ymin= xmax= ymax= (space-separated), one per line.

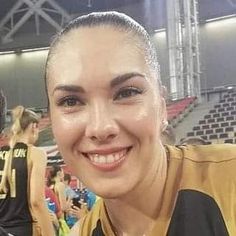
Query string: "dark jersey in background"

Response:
xmin=0 ymin=142 xmax=33 ymax=228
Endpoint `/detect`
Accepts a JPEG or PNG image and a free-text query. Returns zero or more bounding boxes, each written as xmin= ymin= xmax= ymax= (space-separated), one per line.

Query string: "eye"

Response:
xmin=57 ymin=95 xmax=84 ymax=107
xmin=114 ymin=86 xmax=143 ymax=100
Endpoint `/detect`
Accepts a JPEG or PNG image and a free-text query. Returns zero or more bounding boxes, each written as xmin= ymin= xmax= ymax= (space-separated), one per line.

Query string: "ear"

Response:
xmin=30 ymin=123 xmax=38 ymax=135
xmin=32 ymin=122 xmax=37 ymax=129
xmin=161 ymin=85 xmax=168 ymax=100
xmin=27 ymin=123 xmax=34 ymax=131
xmin=160 ymin=86 xmax=168 ymax=131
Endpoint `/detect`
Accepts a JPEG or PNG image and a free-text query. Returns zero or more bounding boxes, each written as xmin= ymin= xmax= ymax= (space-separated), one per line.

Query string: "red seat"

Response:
xmin=167 ymin=97 xmax=196 ymax=121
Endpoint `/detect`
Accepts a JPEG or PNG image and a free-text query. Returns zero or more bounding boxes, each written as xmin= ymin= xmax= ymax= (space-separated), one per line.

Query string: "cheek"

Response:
xmin=50 ymin=109 xmax=84 ymax=151
xmin=118 ymin=102 xmax=161 ymax=141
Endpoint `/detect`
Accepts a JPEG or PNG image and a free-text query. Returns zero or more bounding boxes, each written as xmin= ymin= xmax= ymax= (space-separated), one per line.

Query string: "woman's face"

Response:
xmin=47 ymin=26 xmax=166 ymax=198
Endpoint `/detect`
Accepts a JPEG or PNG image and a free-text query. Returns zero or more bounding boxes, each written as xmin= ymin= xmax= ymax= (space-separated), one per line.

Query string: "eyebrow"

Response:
xmin=52 ymin=72 xmax=145 ymax=95
xmin=110 ymin=72 xmax=145 ymax=88
xmin=52 ymin=84 xmax=85 ymax=95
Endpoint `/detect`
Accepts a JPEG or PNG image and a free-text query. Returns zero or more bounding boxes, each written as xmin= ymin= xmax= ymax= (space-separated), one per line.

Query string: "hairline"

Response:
xmin=48 ymin=25 xmax=160 ymax=80
xmin=45 ymin=12 xmax=162 ymax=106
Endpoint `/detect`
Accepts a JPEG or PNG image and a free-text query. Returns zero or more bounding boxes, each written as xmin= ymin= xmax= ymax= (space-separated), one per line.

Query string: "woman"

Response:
xmin=47 ymin=164 xmax=70 ymax=215
xmin=47 ymin=164 xmax=71 ymax=235
xmin=63 ymin=173 xmax=78 ymax=201
xmin=45 ymin=12 xmax=236 ymax=236
xmin=0 ymin=106 xmax=55 ymax=236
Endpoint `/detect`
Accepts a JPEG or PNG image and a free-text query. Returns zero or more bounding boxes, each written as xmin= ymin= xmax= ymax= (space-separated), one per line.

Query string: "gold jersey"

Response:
xmin=77 ymin=144 xmax=236 ymax=236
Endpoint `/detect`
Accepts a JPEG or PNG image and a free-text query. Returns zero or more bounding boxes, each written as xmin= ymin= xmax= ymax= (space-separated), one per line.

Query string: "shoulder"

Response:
xmin=166 ymin=144 xmax=236 ymax=163
xmin=56 ymin=181 xmax=65 ymax=189
xmin=165 ymin=144 xmax=236 ymax=194
xmin=30 ymin=146 xmax=47 ymax=159
xmin=29 ymin=146 xmax=47 ymax=166
xmin=166 ymin=144 xmax=236 ymax=232
xmin=184 ymin=144 xmax=236 ymax=163
xmin=165 ymin=144 xmax=236 ymax=184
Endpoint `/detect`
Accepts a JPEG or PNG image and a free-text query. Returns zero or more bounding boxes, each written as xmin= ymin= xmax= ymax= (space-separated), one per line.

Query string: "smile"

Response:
xmin=82 ymin=147 xmax=131 ymax=171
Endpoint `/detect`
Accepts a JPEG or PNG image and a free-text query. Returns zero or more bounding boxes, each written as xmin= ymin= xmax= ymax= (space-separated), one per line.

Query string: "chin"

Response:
xmin=90 ymin=180 xmax=135 ymax=200
xmin=96 ymin=190 xmax=125 ymax=200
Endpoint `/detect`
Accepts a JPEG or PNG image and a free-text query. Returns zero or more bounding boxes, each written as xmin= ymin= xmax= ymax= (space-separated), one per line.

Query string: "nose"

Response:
xmin=85 ymin=101 xmax=119 ymax=143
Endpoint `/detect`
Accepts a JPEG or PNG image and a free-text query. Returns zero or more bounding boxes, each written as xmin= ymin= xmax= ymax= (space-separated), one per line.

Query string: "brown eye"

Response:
xmin=57 ymin=96 xmax=84 ymax=107
xmin=114 ymin=87 xmax=143 ymax=100
xmin=65 ymin=98 xmax=77 ymax=106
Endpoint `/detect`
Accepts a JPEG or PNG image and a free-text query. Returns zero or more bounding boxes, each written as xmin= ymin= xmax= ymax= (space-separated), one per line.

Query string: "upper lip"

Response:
xmin=82 ymin=146 xmax=132 ymax=155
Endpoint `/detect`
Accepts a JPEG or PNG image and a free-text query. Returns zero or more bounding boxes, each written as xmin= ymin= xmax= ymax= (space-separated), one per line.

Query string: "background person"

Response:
xmin=0 ymin=105 xmax=54 ymax=236
xmin=63 ymin=173 xmax=79 ymax=228
xmin=63 ymin=173 xmax=78 ymax=200
xmin=47 ymin=164 xmax=71 ymax=235
xmin=47 ymin=164 xmax=71 ymax=216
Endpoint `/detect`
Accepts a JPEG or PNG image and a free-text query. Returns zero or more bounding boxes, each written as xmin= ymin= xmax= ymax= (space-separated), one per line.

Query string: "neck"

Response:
xmin=15 ymin=134 xmax=29 ymax=145
xmin=105 ymin=145 xmax=167 ymax=236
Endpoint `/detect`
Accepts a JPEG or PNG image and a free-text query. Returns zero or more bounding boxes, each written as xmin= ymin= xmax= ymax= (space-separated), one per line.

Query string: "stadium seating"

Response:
xmin=167 ymin=96 xmax=197 ymax=127
xmin=186 ymin=90 xmax=236 ymax=144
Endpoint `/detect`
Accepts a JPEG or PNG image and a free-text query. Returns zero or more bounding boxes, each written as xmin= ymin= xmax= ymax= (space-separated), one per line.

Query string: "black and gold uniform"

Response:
xmin=0 ymin=142 xmax=33 ymax=236
xmin=77 ymin=144 xmax=236 ymax=236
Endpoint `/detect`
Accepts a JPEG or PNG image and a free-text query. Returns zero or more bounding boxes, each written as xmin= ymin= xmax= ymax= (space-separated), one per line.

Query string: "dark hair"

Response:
xmin=64 ymin=173 xmax=71 ymax=184
xmin=45 ymin=11 xmax=161 ymax=100
xmin=47 ymin=164 xmax=62 ymax=186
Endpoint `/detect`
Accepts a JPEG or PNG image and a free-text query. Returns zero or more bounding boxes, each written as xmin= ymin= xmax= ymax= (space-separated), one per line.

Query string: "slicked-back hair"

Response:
xmin=45 ymin=11 xmax=161 ymax=97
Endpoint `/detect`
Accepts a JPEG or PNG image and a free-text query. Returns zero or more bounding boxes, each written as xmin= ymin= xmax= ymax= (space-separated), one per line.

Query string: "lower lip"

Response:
xmin=86 ymin=148 xmax=130 ymax=172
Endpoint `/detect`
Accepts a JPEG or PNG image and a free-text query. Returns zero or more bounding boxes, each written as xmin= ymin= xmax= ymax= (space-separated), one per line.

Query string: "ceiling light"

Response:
xmin=154 ymin=28 xmax=166 ymax=33
xmin=205 ymin=14 xmax=236 ymax=23
xmin=21 ymin=47 xmax=49 ymax=52
xmin=0 ymin=50 xmax=15 ymax=55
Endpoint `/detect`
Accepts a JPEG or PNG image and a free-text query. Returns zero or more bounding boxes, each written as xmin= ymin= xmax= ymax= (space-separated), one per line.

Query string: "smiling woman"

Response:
xmin=45 ymin=11 xmax=236 ymax=236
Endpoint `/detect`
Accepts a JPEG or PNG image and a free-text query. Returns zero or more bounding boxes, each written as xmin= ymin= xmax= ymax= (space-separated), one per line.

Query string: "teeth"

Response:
xmin=99 ymin=156 xmax=106 ymax=163
xmin=87 ymin=149 xmax=127 ymax=164
xmin=114 ymin=153 xmax=120 ymax=161
xmin=94 ymin=156 xmax=99 ymax=163
xmin=107 ymin=154 xmax=114 ymax=163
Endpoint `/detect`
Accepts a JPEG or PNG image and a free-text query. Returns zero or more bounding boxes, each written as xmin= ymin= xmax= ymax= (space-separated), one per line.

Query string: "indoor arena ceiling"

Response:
xmin=0 ymin=0 xmax=235 ymax=51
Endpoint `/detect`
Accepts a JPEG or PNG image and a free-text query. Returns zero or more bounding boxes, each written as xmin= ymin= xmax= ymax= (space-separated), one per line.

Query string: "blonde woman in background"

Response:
xmin=0 ymin=106 xmax=55 ymax=236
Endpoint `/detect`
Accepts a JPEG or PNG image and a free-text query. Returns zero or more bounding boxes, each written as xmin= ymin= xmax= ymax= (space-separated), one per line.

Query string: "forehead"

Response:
xmin=56 ymin=25 xmax=141 ymax=54
xmin=47 ymin=26 xmax=153 ymax=89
